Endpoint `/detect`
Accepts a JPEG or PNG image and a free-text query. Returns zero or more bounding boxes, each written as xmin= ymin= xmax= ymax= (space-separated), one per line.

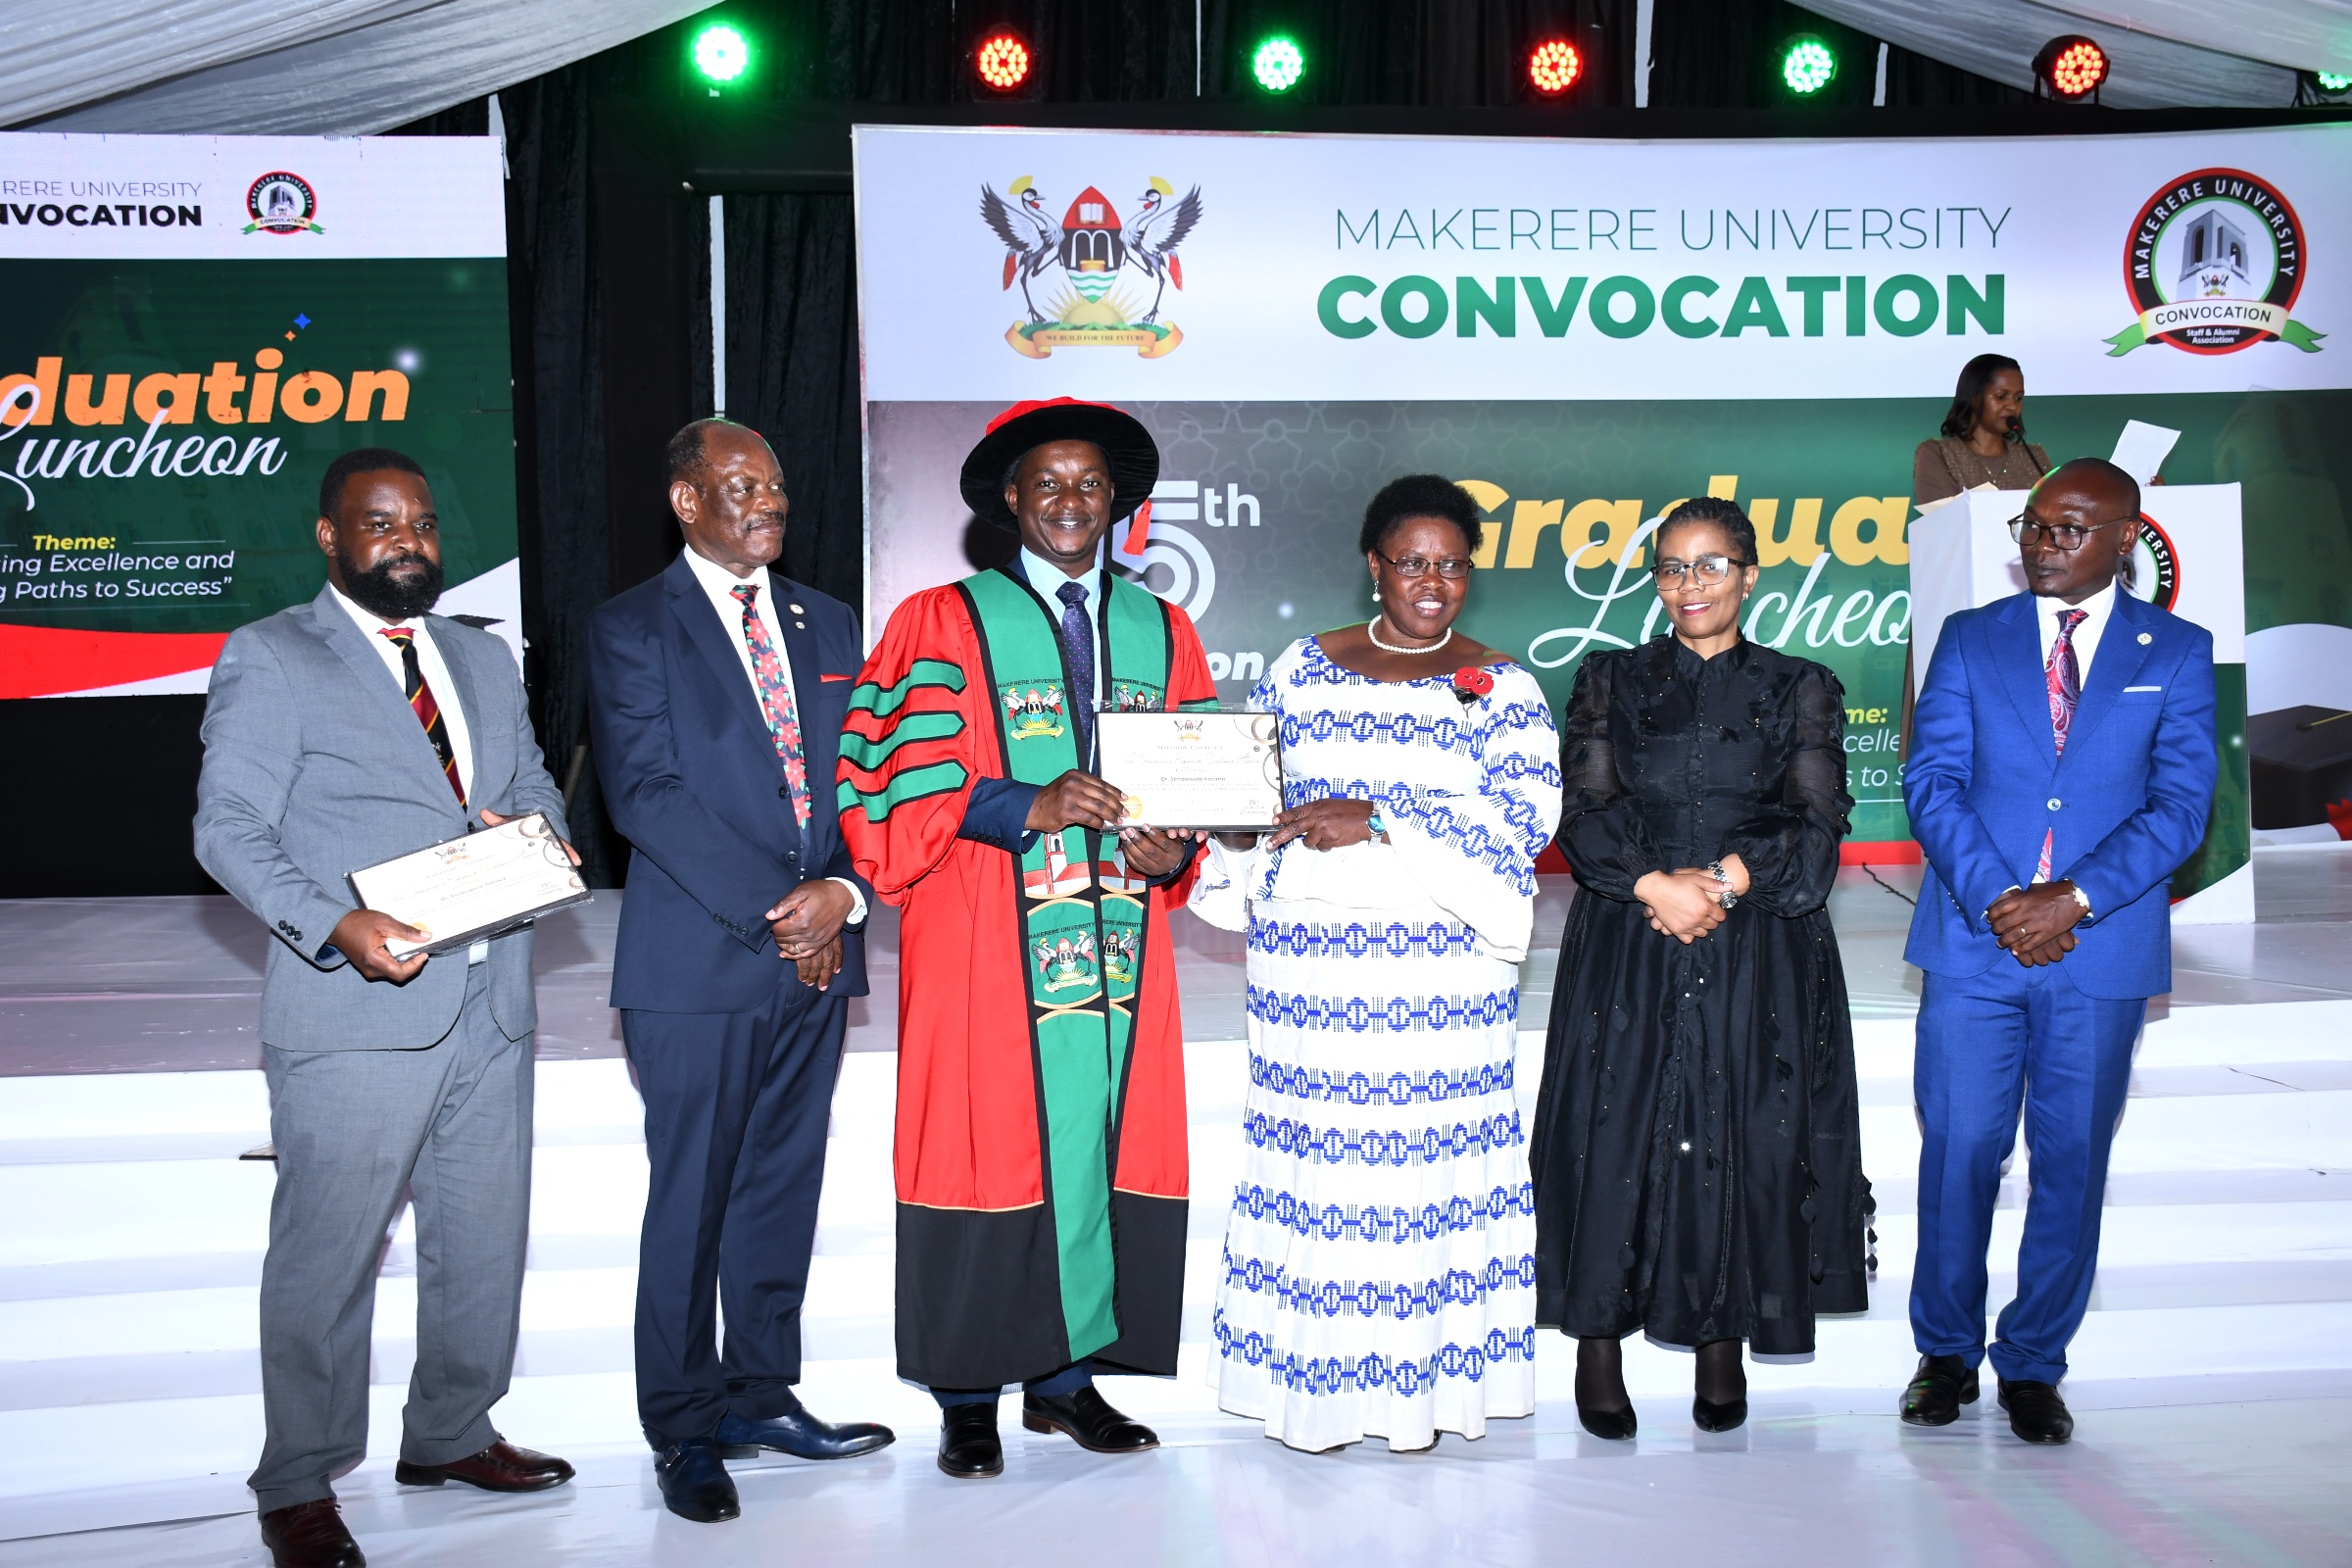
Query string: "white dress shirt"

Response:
xmin=329 ymin=582 xmax=490 ymax=963
xmin=1018 ymin=540 xmax=1106 ymax=709
xmin=680 ymin=545 xmax=866 ymax=926
xmin=2035 ymin=578 xmax=2118 ymax=682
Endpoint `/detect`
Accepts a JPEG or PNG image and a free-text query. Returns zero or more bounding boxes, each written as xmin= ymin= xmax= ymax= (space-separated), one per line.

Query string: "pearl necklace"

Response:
xmin=1366 ymin=616 xmax=1453 ymax=656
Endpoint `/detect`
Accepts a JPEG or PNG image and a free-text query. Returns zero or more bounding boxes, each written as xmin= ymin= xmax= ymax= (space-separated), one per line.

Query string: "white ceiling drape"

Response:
xmin=3 ymin=0 xmax=2340 ymax=134
xmin=1800 ymin=0 xmax=2319 ymax=108
xmin=5 ymin=0 xmax=713 ymax=137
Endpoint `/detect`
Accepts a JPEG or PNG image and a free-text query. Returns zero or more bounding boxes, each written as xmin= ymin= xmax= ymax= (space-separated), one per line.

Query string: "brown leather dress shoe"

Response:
xmin=394 ymin=1440 xmax=575 ymax=1493
xmin=260 ymin=1499 xmax=366 ymax=1568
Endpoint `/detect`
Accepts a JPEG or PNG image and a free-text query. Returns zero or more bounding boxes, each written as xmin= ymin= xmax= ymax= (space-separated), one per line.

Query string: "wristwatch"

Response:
xmin=1704 ymin=860 xmax=1739 ymax=910
xmin=1366 ymin=808 xmax=1389 ymax=843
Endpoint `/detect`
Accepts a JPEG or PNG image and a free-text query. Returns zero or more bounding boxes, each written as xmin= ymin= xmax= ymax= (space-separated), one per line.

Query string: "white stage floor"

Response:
xmin=2 ymin=849 xmax=2349 ymax=1564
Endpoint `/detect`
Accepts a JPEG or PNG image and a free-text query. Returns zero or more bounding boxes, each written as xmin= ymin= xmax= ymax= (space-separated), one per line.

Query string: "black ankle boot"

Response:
xmin=1575 ymin=1336 xmax=1638 ymax=1441
xmin=1692 ymin=1339 xmax=1747 ymax=1433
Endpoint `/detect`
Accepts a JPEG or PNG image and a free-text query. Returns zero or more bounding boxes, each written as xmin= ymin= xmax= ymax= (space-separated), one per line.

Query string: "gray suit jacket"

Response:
xmin=194 ymin=584 xmax=570 ymax=1052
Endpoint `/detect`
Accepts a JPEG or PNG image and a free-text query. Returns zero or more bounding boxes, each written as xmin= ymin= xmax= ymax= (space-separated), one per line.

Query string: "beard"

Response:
xmin=338 ymin=549 xmax=444 ymax=620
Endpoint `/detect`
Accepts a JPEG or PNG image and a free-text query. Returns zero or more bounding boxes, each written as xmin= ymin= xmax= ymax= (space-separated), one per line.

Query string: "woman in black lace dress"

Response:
xmin=1530 ymin=497 xmax=1870 ymax=1439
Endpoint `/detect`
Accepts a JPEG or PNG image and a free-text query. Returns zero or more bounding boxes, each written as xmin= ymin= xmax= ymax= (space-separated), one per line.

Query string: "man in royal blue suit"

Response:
xmin=588 ymin=419 xmax=893 ymax=1522
xmin=1900 ymin=458 xmax=2217 ymax=1445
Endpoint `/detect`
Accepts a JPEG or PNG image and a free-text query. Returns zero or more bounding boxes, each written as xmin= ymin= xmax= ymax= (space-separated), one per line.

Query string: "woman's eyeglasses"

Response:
xmin=1373 ymin=550 xmax=1474 ymax=580
xmin=1650 ymin=554 xmax=1752 ymax=587
xmin=2007 ymin=514 xmax=2132 ymax=552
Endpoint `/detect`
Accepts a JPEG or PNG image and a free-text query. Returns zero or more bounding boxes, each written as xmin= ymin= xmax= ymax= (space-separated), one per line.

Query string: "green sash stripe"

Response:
xmin=957 ymin=567 xmax=1180 ymax=1362
xmin=849 ymin=658 xmax=967 ymax=718
xmin=838 ymin=710 xmax=964 ymax=769
xmin=838 ymin=760 xmax=968 ymax=818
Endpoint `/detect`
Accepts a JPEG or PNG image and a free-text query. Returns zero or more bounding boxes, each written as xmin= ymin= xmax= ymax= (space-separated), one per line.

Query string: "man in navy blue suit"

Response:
xmin=1899 ymin=458 xmax=2216 ymax=1445
xmin=588 ymin=419 xmax=894 ymax=1522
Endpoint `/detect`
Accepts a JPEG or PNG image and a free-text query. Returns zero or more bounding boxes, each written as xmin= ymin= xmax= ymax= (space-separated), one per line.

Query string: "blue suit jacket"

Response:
xmin=588 ymin=552 xmax=870 ymax=1012
xmin=1902 ymin=588 xmax=2217 ymax=1002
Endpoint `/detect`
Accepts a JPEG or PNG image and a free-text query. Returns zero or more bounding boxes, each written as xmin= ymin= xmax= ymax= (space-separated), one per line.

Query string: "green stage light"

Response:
xmin=2320 ymin=71 xmax=2352 ymax=91
xmin=694 ymin=24 xmax=751 ymax=84
xmin=1782 ymin=35 xmax=1837 ymax=95
xmin=1252 ymin=36 xmax=1305 ymax=93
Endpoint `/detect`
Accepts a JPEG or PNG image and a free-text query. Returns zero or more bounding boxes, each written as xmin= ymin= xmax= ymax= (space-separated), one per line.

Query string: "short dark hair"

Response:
xmin=1358 ymin=474 xmax=1484 ymax=558
xmin=1656 ymin=496 xmax=1758 ymax=564
xmin=665 ymin=416 xmax=757 ymax=486
xmin=1940 ymin=353 xmax=2025 ymax=441
xmin=318 ymin=447 xmax=427 ymax=518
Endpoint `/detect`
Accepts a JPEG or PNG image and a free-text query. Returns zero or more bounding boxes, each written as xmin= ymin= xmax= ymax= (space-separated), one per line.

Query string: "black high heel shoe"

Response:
xmin=1575 ymin=1337 xmax=1639 ymax=1441
xmin=1692 ymin=1339 xmax=1747 ymax=1433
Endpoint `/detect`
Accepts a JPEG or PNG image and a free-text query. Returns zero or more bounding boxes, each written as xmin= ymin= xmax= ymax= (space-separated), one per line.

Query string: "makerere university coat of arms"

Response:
xmin=979 ymin=174 xmax=1201 ymax=358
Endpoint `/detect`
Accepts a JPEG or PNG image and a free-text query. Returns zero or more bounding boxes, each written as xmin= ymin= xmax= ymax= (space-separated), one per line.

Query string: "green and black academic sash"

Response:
xmin=955 ymin=564 xmax=1176 ymax=1361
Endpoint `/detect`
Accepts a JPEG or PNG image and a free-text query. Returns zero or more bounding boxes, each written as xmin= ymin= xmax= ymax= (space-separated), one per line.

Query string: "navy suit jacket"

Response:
xmin=588 ymin=552 xmax=870 ymax=1012
xmin=1902 ymin=588 xmax=2217 ymax=1001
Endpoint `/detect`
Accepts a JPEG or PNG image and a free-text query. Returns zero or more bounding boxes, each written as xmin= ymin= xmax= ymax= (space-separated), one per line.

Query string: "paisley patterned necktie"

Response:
xmin=733 ymin=583 xmax=809 ymax=828
xmin=378 ymin=626 xmax=465 ymax=807
xmin=2034 ymin=608 xmax=2087 ymax=883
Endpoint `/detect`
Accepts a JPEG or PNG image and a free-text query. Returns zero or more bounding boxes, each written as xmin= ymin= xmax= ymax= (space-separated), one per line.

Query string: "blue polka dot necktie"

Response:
xmin=1056 ymin=578 xmax=1095 ymax=766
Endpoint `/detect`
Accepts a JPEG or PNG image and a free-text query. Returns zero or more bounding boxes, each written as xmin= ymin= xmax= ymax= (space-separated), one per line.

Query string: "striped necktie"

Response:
xmin=733 ymin=583 xmax=810 ymax=828
xmin=378 ymin=626 xmax=466 ymax=807
xmin=2034 ymin=608 xmax=2087 ymax=883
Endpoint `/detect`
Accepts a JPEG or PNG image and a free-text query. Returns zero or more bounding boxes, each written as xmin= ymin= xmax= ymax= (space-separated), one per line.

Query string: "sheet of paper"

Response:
xmin=1098 ymin=710 xmax=1282 ymax=829
xmin=2110 ymin=419 xmax=2181 ymax=486
xmin=347 ymin=812 xmax=588 ymax=957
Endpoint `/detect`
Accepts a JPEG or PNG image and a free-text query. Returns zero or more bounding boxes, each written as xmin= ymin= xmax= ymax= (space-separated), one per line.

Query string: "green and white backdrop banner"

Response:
xmin=857 ymin=123 xmax=2352 ymax=869
xmin=0 ymin=133 xmax=517 ymax=699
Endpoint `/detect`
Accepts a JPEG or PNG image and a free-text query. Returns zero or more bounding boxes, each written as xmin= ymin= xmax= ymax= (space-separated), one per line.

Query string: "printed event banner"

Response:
xmin=855 ymin=123 xmax=2352 ymax=849
xmin=0 ymin=134 xmax=517 ymax=698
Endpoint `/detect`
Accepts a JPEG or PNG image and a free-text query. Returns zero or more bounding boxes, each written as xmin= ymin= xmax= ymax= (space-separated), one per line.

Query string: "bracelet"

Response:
xmin=1705 ymin=860 xmax=1740 ymax=911
xmin=1366 ymin=808 xmax=1388 ymax=842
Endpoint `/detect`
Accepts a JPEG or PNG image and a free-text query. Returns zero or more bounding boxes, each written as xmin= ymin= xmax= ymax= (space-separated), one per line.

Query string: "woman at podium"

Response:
xmin=1914 ymin=353 xmax=2051 ymax=502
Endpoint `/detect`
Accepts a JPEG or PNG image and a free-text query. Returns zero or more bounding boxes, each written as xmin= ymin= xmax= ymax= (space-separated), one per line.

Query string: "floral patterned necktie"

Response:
xmin=733 ymin=583 xmax=809 ymax=829
xmin=2034 ymin=608 xmax=2087 ymax=883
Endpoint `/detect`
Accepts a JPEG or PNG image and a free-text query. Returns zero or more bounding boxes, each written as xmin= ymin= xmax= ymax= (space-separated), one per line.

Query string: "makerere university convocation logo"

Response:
xmin=243 ymin=172 xmax=322 ymax=236
xmin=979 ymin=174 xmax=1202 ymax=358
xmin=2107 ymin=168 xmax=2321 ymax=356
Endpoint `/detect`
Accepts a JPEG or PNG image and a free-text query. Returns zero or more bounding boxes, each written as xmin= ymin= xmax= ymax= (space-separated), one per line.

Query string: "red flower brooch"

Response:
xmin=1451 ymin=665 xmax=1494 ymax=706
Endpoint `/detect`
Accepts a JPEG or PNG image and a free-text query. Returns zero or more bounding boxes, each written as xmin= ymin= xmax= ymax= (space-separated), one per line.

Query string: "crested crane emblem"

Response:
xmin=979 ymin=173 xmax=1203 ymax=359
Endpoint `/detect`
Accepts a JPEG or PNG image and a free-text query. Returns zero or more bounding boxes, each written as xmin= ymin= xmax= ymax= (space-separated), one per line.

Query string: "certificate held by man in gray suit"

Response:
xmin=193 ymin=448 xmax=579 ymax=1568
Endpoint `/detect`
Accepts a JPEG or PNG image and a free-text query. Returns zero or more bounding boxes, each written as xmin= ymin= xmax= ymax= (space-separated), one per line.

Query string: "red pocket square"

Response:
xmin=820 ymin=673 xmax=853 ymax=682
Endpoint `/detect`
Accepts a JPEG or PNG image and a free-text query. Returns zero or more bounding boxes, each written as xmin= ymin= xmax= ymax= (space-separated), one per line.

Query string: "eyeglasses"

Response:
xmin=1373 ymin=550 xmax=1474 ymax=580
xmin=1650 ymin=554 xmax=1752 ymax=587
xmin=2007 ymin=514 xmax=2132 ymax=552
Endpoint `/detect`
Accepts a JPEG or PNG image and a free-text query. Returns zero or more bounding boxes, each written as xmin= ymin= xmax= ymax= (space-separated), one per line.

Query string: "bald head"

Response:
xmin=2020 ymin=457 xmax=2140 ymax=604
xmin=2036 ymin=457 xmax=2139 ymax=521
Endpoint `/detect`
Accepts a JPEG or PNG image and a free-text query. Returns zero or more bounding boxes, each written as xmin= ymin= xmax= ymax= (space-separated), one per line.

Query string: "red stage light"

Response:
xmin=977 ymin=31 xmax=1031 ymax=91
xmin=1528 ymin=38 xmax=1582 ymax=96
xmin=2034 ymin=34 xmax=2107 ymax=99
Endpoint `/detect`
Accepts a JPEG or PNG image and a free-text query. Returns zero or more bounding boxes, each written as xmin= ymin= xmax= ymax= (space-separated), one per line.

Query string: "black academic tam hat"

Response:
xmin=958 ymin=398 xmax=1160 ymax=530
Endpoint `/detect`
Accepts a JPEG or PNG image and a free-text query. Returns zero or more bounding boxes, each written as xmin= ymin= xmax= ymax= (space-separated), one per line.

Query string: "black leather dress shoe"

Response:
xmin=260 ymin=1499 xmax=366 ymax=1568
xmin=653 ymin=1437 xmax=740 ymax=1522
xmin=1021 ymin=1387 xmax=1158 ymax=1453
xmin=938 ymin=1402 xmax=1004 ymax=1479
xmin=395 ymin=1441 xmax=574 ymax=1492
xmin=716 ymin=1395 xmax=896 ymax=1461
xmin=1997 ymin=1378 xmax=2075 ymax=1445
xmin=1899 ymin=1354 xmax=1981 ymax=1427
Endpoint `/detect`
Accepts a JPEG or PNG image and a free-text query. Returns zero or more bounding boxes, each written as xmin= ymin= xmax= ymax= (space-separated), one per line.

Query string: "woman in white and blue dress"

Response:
xmin=1190 ymin=475 xmax=1563 ymax=1453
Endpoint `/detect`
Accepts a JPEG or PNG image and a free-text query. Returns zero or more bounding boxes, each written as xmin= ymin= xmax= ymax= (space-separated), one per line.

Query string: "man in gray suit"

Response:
xmin=195 ymin=448 xmax=577 ymax=1568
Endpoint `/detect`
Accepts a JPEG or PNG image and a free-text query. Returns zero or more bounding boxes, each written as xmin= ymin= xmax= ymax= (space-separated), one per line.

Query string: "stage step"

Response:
xmin=0 ymin=1001 xmax=2344 ymax=1507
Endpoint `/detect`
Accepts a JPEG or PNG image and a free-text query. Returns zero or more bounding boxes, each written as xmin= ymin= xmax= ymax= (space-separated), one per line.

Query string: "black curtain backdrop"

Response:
xmin=0 ymin=1 xmax=2276 ymax=895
